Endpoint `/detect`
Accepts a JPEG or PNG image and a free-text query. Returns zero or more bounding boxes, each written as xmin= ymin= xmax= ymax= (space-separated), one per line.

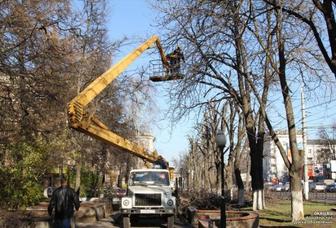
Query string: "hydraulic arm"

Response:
xmin=68 ymin=35 xmax=170 ymax=163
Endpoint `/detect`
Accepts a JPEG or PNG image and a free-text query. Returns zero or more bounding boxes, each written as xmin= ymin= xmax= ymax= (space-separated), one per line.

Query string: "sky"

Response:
xmin=108 ymin=1 xmax=156 ymax=40
xmin=105 ymin=0 xmax=336 ymax=163
xmin=267 ymin=82 xmax=336 ymax=140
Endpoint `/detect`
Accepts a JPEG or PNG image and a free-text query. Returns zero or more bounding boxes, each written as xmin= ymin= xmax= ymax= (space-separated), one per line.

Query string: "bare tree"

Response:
xmin=271 ymin=1 xmax=304 ymax=220
xmin=318 ymin=125 xmax=336 ymax=162
xmin=153 ymin=0 xmax=277 ymax=210
xmin=264 ymin=0 xmax=336 ymax=79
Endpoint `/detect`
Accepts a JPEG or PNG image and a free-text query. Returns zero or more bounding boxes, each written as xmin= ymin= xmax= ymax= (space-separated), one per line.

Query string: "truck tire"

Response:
xmin=122 ymin=215 xmax=131 ymax=228
xmin=167 ymin=215 xmax=174 ymax=228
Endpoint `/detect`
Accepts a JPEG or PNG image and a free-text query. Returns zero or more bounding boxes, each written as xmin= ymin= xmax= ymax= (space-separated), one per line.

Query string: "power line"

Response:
xmin=305 ymin=112 xmax=336 ymax=123
xmin=305 ymin=98 xmax=336 ymax=110
xmin=306 ymin=125 xmax=335 ymax=129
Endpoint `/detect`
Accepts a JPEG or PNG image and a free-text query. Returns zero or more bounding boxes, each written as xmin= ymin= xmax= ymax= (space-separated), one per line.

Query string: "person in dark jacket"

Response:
xmin=166 ymin=46 xmax=184 ymax=76
xmin=154 ymin=156 xmax=169 ymax=169
xmin=48 ymin=177 xmax=80 ymax=228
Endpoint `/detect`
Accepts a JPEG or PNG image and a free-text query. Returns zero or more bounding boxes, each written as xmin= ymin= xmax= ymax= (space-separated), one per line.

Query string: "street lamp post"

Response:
xmin=216 ymin=131 xmax=226 ymax=228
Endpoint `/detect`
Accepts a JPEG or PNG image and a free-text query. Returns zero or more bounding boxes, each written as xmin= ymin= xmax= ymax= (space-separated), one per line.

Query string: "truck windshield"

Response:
xmin=130 ymin=171 xmax=169 ymax=186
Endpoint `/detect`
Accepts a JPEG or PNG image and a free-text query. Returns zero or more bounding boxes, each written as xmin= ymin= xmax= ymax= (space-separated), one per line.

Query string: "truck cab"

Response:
xmin=121 ymin=169 xmax=176 ymax=228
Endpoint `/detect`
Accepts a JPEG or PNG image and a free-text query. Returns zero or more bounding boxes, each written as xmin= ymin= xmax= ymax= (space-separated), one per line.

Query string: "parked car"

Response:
xmin=326 ymin=183 xmax=336 ymax=192
xmin=112 ymin=187 xmax=127 ymax=204
xmin=282 ymin=182 xmax=290 ymax=191
xmin=309 ymin=182 xmax=316 ymax=192
xmin=270 ymin=184 xmax=276 ymax=191
xmin=104 ymin=186 xmax=127 ymax=205
xmin=265 ymin=182 xmax=273 ymax=191
xmin=273 ymin=183 xmax=283 ymax=192
xmin=312 ymin=182 xmax=327 ymax=192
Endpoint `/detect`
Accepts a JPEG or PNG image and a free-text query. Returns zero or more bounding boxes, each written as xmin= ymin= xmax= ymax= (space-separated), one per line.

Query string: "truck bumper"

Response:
xmin=121 ymin=208 xmax=175 ymax=215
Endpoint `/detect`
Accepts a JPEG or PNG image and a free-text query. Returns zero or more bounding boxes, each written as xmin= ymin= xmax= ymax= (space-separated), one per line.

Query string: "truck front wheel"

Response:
xmin=167 ymin=215 xmax=174 ymax=228
xmin=122 ymin=215 xmax=131 ymax=228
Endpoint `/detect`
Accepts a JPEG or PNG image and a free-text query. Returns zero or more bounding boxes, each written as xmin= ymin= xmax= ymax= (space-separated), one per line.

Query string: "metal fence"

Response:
xmin=266 ymin=191 xmax=336 ymax=202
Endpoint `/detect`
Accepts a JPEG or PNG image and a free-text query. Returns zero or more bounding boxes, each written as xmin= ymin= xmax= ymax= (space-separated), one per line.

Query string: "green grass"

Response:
xmin=243 ymin=200 xmax=336 ymax=227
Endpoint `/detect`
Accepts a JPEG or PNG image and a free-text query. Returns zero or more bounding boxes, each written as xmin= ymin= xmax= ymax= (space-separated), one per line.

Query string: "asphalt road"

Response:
xmin=76 ymin=212 xmax=192 ymax=228
xmin=112 ymin=212 xmax=192 ymax=228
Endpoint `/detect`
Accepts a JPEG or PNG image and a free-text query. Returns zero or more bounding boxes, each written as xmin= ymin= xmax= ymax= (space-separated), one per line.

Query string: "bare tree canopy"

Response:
xmin=264 ymin=0 xmax=336 ymax=79
xmin=153 ymin=0 xmax=335 ymax=220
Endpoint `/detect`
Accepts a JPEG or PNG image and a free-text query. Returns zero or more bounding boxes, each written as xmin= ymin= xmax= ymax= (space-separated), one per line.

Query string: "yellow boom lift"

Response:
xmin=68 ymin=35 xmax=180 ymax=179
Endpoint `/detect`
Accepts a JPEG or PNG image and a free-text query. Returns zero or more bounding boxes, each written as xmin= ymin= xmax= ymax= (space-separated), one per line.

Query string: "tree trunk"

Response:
xmin=233 ymin=5 xmax=266 ymax=210
xmin=290 ymin=172 xmax=304 ymax=221
xmin=234 ymin=168 xmax=245 ymax=206
xmin=225 ymin=161 xmax=234 ymax=201
xmin=275 ymin=1 xmax=305 ymax=220
xmin=245 ymin=159 xmax=251 ymax=194
xmin=250 ymin=144 xmax=265 ymax=210
xmin=75 ymin=155 xmax=82 ymax=192
xmin=251 ymin=182 xmax=264 ymax=211
xmin=208 ymin=165 xmax=216 ymax=193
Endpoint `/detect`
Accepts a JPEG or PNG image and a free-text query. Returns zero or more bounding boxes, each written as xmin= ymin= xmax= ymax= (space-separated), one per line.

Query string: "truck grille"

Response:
xmin=134 ymin=193 xmax=161 ymax=206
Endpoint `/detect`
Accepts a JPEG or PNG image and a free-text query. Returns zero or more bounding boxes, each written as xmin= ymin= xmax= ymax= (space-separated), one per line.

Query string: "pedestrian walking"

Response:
xmin=48 ymin=176 xmax=80 ymax=228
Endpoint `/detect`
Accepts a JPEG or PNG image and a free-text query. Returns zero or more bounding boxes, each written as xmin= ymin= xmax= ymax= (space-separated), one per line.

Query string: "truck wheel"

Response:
xmin=167 ymin=215 xmax=174 ymax=228
xmin=122 ymin=215 xmax=131 ymax=228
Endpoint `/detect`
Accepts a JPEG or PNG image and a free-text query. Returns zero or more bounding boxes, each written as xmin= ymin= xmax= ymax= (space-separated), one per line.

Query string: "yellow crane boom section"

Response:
xmin=68 ymin=35 xmax=168 ymax=164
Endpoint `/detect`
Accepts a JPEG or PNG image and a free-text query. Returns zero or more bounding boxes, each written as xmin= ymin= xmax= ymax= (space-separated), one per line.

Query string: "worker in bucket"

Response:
xmin=166 ymin=46 xmax=184 ymax=76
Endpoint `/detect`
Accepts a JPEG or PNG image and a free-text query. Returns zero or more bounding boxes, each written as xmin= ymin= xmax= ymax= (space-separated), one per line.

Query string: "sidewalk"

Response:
xmin=24 ymin=198 xmax=116 ymax=227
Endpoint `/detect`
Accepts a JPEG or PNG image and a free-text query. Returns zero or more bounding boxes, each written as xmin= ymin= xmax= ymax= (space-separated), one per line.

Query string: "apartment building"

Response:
xmin=262 ymin=131 xmax=331 ymax=182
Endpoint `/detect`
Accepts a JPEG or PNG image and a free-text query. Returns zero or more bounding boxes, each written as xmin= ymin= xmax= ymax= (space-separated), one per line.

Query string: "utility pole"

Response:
xmin=301 ymin=87 xmax=309 ymax=200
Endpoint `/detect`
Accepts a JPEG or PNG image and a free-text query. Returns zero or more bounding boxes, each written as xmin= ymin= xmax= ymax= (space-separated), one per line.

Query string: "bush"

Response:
xmin=0 ymin=141 xmax=48 ymax=209
xmin=79 ymin=168 xmax=103 ymax=198
xmin=0 ymin=167 xmax=44 ymax=209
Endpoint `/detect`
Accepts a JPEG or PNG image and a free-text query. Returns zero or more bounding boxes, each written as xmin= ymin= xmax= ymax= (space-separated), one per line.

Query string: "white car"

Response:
xmin=272 ymin=183 xmax=283 ymax=192
xmin=313 ymin=182 xmax=327 ymax=192
xmin=282 ymin=182 xmax=290 ymax=191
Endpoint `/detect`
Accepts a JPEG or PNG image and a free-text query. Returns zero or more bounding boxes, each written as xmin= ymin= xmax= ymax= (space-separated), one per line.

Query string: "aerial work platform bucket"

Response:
xmin=149 ymin=59 xmax=184 ymax=82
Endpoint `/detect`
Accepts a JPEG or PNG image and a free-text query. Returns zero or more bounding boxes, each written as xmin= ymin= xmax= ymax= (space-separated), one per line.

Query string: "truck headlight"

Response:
xmin=167 ymin=199 xmax=174 ymax=206
xmin=123 ymin=199 xmax=130 ymax=206
xmin=121 ymin=197 xmax=132 ymax=209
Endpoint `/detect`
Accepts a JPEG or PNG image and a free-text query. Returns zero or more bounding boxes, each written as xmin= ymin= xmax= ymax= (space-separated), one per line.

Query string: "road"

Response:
xmin=76 ymin=212 xmax=192 ymax=228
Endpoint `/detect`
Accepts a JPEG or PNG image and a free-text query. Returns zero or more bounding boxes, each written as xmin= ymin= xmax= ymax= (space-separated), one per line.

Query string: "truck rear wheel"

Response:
xmin=167 ymin=215 xmax=174 ymax=228
xmin=122 ymin=215 xmax=131 ymax=228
